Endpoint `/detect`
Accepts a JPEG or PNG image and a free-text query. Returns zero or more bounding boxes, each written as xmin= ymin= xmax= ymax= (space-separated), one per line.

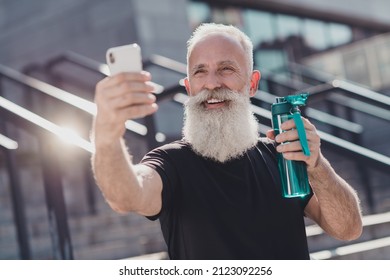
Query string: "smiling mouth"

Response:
xmin=207 ymin=98 xmax=225 ymax=104
xmin=203 ymin=98 xmax=228 ymax=109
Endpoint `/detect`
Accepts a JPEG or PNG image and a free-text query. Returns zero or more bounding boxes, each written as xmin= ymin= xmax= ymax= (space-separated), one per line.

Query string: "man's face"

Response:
xmin=182 ymin=34 xmax=260 ymax=162
xmin=185 ymin=33 xmax=256 ymax=104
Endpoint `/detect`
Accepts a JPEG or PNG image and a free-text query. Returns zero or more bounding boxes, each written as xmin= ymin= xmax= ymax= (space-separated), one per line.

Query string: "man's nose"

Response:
xmin=203 ymin=72 xmax=222 ymax=91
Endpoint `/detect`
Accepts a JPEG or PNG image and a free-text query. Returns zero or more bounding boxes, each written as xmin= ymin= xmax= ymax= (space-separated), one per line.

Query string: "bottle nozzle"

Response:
xmin=285 ymin=93 xmax=309 ymax=106
xmin=287 ymin=92 xmax=310 ymax=156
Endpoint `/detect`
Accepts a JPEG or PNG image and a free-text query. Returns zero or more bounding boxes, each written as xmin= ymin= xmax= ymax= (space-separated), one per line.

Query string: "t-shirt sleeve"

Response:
xmin=140 ymin=147 xmax=178 ymax=221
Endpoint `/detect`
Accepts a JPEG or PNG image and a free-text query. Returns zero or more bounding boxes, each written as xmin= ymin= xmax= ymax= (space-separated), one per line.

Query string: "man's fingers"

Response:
xmin=119 ymin=103 xmax=159 ymax=120
xmin=280 ymin=151 xmax=310 ymax=161
xmin=99 ymin=81 xmax=154 ymax=101
xmin=104 ymin=71 xmax=151 ymax=87
xmin=110 ymin=92 xmax=156 ymax=109
xmin=280 ymin=117 xmax=314 ymax=131
xmin=275 ymin=129 xmax=298 ymax=143
xmin=276 ymin=141 xmax=303 ymax=153
xmin=266 ymin=129 xmax=275 ymax=140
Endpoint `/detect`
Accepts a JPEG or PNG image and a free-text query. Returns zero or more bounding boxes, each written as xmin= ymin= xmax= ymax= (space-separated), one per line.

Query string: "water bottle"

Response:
xmin=271 ymin=93 xmax=311 ymax=198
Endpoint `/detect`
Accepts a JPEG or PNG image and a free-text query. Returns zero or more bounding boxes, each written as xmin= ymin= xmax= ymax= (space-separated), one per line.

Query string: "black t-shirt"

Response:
xmin=141 ymin=139 xmax=312 ymax=260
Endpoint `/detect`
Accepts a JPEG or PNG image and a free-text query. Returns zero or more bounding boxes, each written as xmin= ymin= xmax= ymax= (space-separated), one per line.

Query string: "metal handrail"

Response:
xmin=46 ymin=51 xmax=390 ymax=112
xmin=286 ymin=62 xmax=390 ymax=107
xmin=45 ymin=52 xmax=188 ymax=104
xmin=44 ymin=51 xmax=165 ymax=94
xmin=144 ymin=54 xmax=187 ymax=75
xmin=0 ymin=64 xmax=147 ymax=137
xmin=0 ymin=133 xmax=18 ymax=150
xmin=41 ymin=51 xmax=189 ymax=147
xmin=46 ymin=51 xmax=187 ymax=76
xmin=253 ymin=90 xmax=364 ymax=136
xmin=0 ymin=96 xmax=93 ymax=153
xmin=260 ymin=68 xmax=390 ymax=121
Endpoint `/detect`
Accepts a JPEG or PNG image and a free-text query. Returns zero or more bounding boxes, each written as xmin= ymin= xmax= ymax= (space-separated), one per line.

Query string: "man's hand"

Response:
xmin=266 ymin=117 xmax=321 ymax=169
xmin=93 ymin=71 xmax=158 ymax=145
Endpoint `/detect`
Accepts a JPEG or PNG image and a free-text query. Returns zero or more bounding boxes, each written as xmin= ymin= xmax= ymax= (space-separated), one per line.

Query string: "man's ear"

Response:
xmin=183 ymin=77 xmax=191 ymax=96
xmin=249 ymin=70 xmax=261 ymax=97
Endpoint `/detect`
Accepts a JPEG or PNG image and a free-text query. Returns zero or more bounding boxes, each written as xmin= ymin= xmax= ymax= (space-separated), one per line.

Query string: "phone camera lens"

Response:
xmin=109 ymin=52 xmax=115 ymax=64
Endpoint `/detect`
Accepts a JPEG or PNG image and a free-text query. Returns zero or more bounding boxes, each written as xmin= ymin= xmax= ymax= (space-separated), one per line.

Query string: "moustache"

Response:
xmin=185 ymin=88 xmax=241 ymax=107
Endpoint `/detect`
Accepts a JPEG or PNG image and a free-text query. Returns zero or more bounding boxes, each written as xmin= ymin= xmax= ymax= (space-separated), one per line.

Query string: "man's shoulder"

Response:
xmin=257 ymin=137 xmax=276 ymax=150
xmin=255 ymin=137 xmax=278 ymax=160
xmin=144 ymin=139 xmax=192 ymax=159
xmin=155 ymin=139 xmax=191 ymax=152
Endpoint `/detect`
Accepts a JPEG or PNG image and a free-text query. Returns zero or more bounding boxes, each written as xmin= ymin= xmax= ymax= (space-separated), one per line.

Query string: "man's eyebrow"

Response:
xmin=191 ymin=60 xmax=238 ymax=73
xmin=191 ymin=63 xmax=207 ymax=74
xmin=218 ymin=60 xmax=238 ymax=68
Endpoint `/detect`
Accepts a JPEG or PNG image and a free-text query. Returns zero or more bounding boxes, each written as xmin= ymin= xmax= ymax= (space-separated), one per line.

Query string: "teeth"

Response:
xmin=207 ymin=98 xmax=224 ymax=104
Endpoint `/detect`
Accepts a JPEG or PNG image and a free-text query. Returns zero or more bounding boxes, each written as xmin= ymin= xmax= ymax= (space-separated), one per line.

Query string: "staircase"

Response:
xmin=307 ymin=211 xmax=390 ymax=259
xmin=0 ymin=50 xmax=389 ymax=260
xmin=0 ymin=137 xmax=167 ymax=260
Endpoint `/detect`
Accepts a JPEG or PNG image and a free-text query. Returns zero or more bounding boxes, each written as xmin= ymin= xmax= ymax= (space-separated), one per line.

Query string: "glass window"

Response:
xmin=303 ymin=19 xmax=329 ymax=50
xmin=375 ymin=40 xmax=390 ymax=89
xmin=276 ymin=14 xmax=302 ymax=40
xmin=187 ymin=1 xmax=210 ymax=29
xmin=243 ymin=10 xmax=276 ymax=47
xmin=211 ymin=7 xmax=243 ymax=27
xmin=328 ymin=23 xmax=352 ymax=47
xmin=255 ymin=49 xmax=287 ymax=71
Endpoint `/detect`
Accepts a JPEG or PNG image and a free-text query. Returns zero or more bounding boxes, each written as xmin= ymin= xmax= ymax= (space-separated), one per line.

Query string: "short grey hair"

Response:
xmin=186 ymin=23 xmax=254 ymax=74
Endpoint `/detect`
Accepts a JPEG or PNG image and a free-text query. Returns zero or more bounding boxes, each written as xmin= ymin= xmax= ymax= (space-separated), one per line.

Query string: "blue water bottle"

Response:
xmin=271 ymin=93 xmax=311 ymax=198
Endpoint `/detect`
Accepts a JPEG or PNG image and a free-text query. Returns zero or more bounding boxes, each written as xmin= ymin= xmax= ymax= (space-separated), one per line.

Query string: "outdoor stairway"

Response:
xmin=0 ymin=165 xmax=166 ymax=259
xmin=308 ymin=211 xmax=390 ymax=259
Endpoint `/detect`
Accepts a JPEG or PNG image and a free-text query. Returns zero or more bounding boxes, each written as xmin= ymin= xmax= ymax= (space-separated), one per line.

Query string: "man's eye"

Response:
xmin=194 ymin=69 xmax=206 ymax=75
xmin=221 ymin=67 xmax=234 ymax=73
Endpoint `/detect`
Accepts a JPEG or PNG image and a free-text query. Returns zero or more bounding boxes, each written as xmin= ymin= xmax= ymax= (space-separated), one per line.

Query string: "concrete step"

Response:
xmin=308 ymin=211 xmax=390 ymax=259
xmin=0 ymin=206 xmax=166 ymax=259
xmin=311 ymin=236 xmax=390 ymax=259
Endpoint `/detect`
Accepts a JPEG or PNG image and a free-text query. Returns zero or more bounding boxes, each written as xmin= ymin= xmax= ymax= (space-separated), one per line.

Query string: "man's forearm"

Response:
xmin=92 ymin=138 xmax=142 ymax=213
xmin=308 ymin=154 xmax=362 ymax=240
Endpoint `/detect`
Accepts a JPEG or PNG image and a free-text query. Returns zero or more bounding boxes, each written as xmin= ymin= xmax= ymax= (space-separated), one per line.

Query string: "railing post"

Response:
xmin=325 ymin=98 xmax=342 ymax=137
xmin=0 ymin=77 xmax=31 ymax=259
xmin=41 ymin=65 xmax=98 ymax=215
xmin=38 ymin=137 xmax=74 ymax=259
xmin=144 ymin=115 xmax=159 ymax=150
xmin=81 ymin=152 xmax=97 ymax=215
xmin=0 ymin=127 xmax=31 ymax=259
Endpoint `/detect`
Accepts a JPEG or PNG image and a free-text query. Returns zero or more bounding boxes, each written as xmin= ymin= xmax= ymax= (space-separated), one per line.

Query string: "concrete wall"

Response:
xmin=0 ymin=0 xmax=190 ymax=69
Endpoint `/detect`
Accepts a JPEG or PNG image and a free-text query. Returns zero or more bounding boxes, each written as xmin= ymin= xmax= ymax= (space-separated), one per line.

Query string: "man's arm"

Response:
xmin=91 ymin=72 xmax=162 ymax=216
xmin=304 ymin=154 xmax=362 ymax=240
xmin=267 ymin=117 xmax=362 ymax=240
xmin=92 ymin=138 xmax=162 ymax=216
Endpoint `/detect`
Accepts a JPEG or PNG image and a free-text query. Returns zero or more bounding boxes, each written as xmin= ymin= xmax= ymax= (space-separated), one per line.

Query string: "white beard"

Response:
xmin=182 ymin=87 xmax=259 ymax=163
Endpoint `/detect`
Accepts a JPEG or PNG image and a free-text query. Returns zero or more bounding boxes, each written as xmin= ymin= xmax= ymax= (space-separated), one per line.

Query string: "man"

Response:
xmin=91 ymin=23 xmax=362 ymax=259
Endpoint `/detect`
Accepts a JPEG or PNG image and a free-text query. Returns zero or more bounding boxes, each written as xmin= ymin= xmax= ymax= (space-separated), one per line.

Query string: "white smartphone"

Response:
xmin=106 ymin=43 xmax=142 ymax=76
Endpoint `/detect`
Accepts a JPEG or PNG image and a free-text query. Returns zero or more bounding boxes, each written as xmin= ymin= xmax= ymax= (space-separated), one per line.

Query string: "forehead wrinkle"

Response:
xmin=219 ymin=60 xmax=238 ymax=67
